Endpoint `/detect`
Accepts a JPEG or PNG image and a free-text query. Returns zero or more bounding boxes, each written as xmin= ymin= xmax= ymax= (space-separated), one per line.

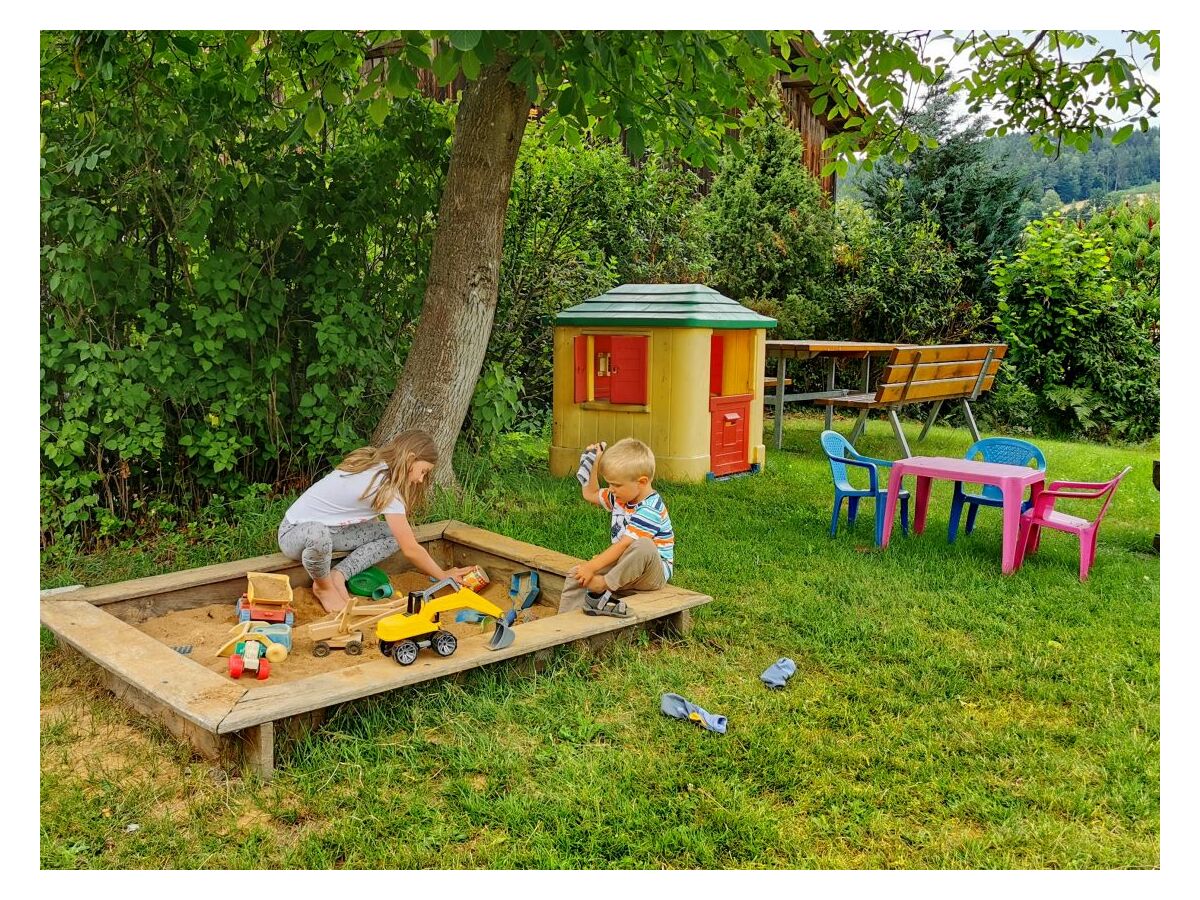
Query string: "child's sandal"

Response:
xmin=583 ymin=589 xmax=630 ymax=618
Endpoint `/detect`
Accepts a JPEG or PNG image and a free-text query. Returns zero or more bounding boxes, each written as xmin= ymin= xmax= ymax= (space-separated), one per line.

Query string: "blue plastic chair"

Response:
xmin=820 ymin=430 xmax=909 ymax=546
xmin=948 ymin=437 xmax=1047 ymax=543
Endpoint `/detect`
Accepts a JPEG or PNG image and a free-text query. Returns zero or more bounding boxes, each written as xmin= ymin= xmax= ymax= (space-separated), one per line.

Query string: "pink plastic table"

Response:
xmin=880 ymin=456 xmax=1046 ymax=574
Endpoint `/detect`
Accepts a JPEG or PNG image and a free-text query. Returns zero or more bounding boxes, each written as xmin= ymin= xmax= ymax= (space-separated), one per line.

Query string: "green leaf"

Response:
xmin=460 ymin=51 xmax=481 ymax=81
xmin=1112 ymin=123 xmax=1135 ymax=145
xmin=170 ymin=34 xmax=199 ymax=55
xmin=404 ymin=44 xmax=432 ymax=69
xmin=626 ymin=127 xmax=645 ymax=159
xmin=431 ymin=48 xmax=460 ymax=85
xmin=558 ymin=86 xmax=578 ymax=120
xmin=322 ymin=83 xmax=344 ymax=106
xmin=304 ymin=102 xmax=326 ymax=139
xmin=368 ymin=97 xmax=390 ymax=126
xmin=447 ymin=30 xmax=482 ymax=51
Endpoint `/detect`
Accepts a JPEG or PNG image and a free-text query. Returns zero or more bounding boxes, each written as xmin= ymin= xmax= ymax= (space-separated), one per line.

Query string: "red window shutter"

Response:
xmin=610 ymin=336 xmax=648 ymax=405
xmin=710 ymin=334 xmax=724 ymax=396
xmin=573 ymin=336 xmax=589 ymax=403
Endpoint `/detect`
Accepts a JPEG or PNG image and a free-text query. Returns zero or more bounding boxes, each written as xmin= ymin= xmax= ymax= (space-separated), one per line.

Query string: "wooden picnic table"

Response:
xmin=879 ymin=456 xmax=1046 ymax=575
xmin=764 ymin=341 xmax=908 ymax=449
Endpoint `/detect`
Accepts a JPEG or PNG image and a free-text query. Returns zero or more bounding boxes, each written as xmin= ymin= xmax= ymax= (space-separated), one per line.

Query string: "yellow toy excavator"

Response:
xmin=376 ymin=578 xmax=516 ymax=666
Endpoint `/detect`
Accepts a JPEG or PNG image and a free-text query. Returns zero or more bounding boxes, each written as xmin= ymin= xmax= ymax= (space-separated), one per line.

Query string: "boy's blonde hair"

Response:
xmin=599 ymin=438 xmax=656 ymax=483
xmin=337 ymin=429 xmax=437 ymax=514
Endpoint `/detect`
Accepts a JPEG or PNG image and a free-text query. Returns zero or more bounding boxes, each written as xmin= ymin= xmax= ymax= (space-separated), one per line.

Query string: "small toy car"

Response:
xmin=215 ymin=621 xmax=290 ymax=679
xmin=228 ymin=639 xmax=272 ymax=680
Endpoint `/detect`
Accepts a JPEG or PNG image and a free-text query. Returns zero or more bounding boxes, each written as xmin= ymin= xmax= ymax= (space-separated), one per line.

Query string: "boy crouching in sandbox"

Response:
xmin=562 ymin=437 xmax=675 ymax=617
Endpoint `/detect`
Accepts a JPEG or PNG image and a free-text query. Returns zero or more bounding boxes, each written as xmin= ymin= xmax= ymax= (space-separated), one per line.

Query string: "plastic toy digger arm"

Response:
xmin=421 ymin=579 xmax=506 ymax=620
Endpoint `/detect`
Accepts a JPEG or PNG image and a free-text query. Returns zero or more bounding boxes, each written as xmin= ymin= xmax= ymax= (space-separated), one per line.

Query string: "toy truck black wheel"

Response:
xmin=392 ymin=640 xmax=419 ymax=666
xmin=345 ymin=640 xmax=363 ymax=656
xmin=312 ymin=641 xmax=331 ymax=658
xmin=378 ymin=640 xmax=394 ymax=657
xmin=432 ymin=630 xmax=458 ymax=657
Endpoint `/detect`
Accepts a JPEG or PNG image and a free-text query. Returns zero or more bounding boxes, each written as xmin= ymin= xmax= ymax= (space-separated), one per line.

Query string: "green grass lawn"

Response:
xmin=39 ymin=416 xmax=1160 ymax=869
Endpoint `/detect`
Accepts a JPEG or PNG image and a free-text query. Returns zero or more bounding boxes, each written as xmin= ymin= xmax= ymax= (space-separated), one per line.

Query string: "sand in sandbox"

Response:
xmin=136 ymin=572 xmax=556 ymax=685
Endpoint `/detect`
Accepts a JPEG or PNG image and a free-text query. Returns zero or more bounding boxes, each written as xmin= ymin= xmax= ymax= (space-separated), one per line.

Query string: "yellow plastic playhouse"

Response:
xmin=549 ymin=284 xmax=777 ymax=482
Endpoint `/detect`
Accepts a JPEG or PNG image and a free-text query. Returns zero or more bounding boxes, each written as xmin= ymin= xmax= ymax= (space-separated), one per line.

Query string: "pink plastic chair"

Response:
xmin=1014 ymin=466 xmax=1132 ymax=581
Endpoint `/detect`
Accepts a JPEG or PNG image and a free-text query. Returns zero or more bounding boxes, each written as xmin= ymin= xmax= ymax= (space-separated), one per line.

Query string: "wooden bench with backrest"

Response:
xmin=813 ymin=343 xmax=1007 ymax=457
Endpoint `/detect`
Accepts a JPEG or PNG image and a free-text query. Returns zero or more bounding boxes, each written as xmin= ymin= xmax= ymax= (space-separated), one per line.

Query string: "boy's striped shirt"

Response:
xmin=598 ymin=489 xmax=675 ymax=579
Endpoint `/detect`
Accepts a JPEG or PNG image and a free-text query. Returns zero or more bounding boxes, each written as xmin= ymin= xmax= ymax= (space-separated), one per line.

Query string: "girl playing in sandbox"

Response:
xmin=278 ymin=430 xmax=475 ymax=613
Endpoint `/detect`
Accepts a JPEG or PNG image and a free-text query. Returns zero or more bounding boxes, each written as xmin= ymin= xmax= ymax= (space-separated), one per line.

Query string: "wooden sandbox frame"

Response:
xmin=40 ymin=521 xmax=712 ymax=779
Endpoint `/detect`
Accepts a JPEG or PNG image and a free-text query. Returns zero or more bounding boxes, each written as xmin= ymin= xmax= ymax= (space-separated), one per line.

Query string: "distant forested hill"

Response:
xmin=841 ymin=126 xmax=1159 ymax=206
xmin=986 ymin=127 xmax=1159 ymax=204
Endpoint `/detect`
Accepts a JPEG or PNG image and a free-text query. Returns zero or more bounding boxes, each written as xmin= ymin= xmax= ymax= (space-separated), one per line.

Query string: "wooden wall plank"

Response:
xmin=103 ymin=672 xmax=233 ymax=761
xmin=58 ymin=521 xmax=449 ymax=607
xmin=62 ymin=553 xmax=303 ymax=607
xmin=447 ymin=545 xmax=568 ymax=608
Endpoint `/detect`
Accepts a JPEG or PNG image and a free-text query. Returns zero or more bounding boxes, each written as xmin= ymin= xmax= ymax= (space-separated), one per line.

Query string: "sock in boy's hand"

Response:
xmin=760 ymin=657 xmax=797 ymax=689
xmin=575 ymin=443 xmax=608 ymax=486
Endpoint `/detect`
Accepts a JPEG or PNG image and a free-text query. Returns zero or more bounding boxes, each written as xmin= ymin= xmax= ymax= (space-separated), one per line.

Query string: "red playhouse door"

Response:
xmin=709 ymin=394 xmax=751 ymax=477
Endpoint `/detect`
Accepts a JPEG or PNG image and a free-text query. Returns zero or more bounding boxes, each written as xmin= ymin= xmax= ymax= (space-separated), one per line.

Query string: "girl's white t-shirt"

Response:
xmin=283 ymin=464 xmax=406 ymax=527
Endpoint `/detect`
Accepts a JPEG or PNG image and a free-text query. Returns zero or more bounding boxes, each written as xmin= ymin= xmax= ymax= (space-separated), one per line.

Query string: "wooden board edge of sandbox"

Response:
xmin=441 ymin=521 xmax=581 ymax=575
xmin=53 ymin=520 xmax=452 ymax=608
xmin=40 ymin=520 xmax=713 ymax=779
xmin=40 ymin=599 xmax=247 ymax=733
xmin=217 ymin=585 xmax=711 ymax=733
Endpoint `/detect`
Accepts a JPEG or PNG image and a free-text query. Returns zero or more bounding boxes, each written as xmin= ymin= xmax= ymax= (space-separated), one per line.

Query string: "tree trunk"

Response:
xmin=372 ymin=57 xmax=530 ymax=486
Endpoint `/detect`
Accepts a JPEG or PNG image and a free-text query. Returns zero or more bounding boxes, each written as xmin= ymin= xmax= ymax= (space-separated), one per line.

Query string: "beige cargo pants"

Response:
xmin=558 ymin=537 xmax=668 ymax=613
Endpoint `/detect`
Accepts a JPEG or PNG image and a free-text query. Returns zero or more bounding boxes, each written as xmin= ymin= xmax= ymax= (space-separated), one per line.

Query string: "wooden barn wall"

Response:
xmin=779 ymin=84 xmax=836 ymax=199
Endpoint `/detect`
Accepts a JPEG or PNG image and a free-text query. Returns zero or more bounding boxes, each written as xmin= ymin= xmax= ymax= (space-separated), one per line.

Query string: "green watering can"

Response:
xmin=346 ymin=566 xmax=393 ymax=601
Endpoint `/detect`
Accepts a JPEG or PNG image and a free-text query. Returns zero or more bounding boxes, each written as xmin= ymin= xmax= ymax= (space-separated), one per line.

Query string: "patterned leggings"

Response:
xmin=277 ymin=519 xmax=399 ymax=582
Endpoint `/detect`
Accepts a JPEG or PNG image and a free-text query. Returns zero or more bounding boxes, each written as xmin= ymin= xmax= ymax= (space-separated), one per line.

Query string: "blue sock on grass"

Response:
xmin=760 ymin=657 xmax=797 ymax=689
xmin=660 ymin=693 xmax=727 ymax=734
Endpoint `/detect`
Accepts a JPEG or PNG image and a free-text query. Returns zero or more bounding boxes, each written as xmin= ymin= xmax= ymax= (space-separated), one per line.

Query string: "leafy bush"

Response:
xmin=40 ymin=32 xmax=452 ymax=542
xmin=976 ymin=367 xmax=1044 ymax=434
xmin=488 ymin=125 xmax=711 ymax=420
xmin=992 ymin=213 xmax=1158 ymax=440
xmin=1085 ymin=197 xmax=1159 ymax=326
xmin=828 ymin=197 xmax=978 ymax=344
xmin=466 ymin=363 xmax=525 ymax=448
xmin=704 ymin=118 xmax=835 ymax=332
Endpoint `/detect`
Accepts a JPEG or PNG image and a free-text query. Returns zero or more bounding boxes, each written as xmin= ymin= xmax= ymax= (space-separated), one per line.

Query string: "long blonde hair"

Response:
xmin=337 ymin=430 xmax=438 ymax=514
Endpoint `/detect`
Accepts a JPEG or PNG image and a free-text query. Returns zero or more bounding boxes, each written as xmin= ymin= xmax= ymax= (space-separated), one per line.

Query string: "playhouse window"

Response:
xmin=574 ymin=334 xmax=648 ymax=406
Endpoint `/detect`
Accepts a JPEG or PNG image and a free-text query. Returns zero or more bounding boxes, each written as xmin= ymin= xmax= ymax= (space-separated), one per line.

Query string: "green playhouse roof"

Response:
xmin=555 ymin=284 xmax=777 ymax=330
